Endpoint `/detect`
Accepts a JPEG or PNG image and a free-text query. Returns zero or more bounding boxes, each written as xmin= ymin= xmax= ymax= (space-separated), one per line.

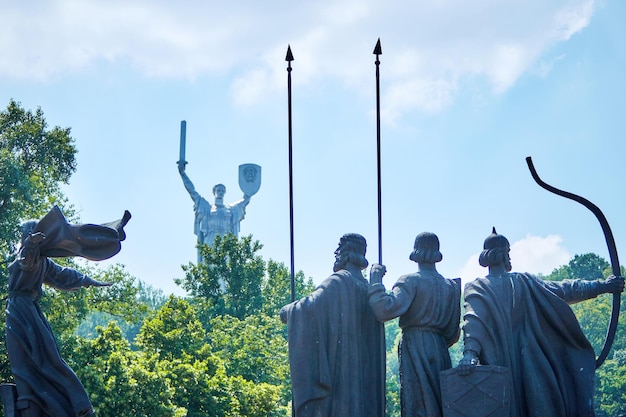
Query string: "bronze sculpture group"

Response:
xmin=281 ymin=230 xmax=624 ymax=417
xmin=3 ymin=113 xmax=622 ymax=417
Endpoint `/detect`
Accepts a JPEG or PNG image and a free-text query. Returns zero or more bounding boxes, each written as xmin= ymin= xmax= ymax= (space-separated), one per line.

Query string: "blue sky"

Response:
xmin=1 ymin=0 xmax=625 ymax=296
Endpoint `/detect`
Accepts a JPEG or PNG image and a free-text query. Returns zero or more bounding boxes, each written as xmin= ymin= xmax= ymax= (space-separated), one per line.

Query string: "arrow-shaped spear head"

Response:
xmin=285 ymin=45 xmax=294 ymax=62
xmin=373 ymin=38 xmax=382 ymax=56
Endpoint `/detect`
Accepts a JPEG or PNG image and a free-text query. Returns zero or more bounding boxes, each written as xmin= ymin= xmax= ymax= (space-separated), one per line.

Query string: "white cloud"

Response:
xmin=231 ymin=69 xmax=275 ymax=107
xmin=534 ymin=54 xmax=566 ymax=78
xmin=457 ymin=234 xmax=572 ymax=288
xmin=511 ymin=234 xmax=572 ymax=274
xmin=0 ymin=0 xmax=597 ymax=116
xmin=458 ymin=253 xmax=484 ymax=288
xmin=382 ymin=78 xmax=458 ymax=124
xmin=552 ymin=0 xmax=595 ymax=41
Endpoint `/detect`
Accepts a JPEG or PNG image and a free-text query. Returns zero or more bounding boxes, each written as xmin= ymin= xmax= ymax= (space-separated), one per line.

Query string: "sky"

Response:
xmin=1 ymin=0 xmax=625 ymax=296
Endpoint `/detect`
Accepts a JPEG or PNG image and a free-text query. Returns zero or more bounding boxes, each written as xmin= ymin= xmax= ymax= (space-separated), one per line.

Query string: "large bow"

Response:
xmin=526 ymin=156 xmax=621 ymax=368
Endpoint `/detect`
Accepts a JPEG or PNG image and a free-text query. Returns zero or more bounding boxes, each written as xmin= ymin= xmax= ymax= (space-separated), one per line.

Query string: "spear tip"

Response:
xmin=373 ymin=38 xmax=382 ymax=55
xmin=286 ymin=45 xmax=294 ymax=62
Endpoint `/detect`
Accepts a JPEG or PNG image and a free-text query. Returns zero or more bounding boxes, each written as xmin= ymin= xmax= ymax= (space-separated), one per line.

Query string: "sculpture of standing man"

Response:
xmin=369 ymin=232 xmax=461 ymax=417
xmin=280 ymin=233 xmax=385 ymax=417
xmin=458 ymin=228 xmax=624 ymax=417
xmin=177 ymin=121 xmax=260 ymax=262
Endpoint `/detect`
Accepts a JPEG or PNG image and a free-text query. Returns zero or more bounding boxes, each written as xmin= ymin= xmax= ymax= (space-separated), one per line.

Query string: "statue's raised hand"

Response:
xmin=369 ymin=264 xmax=386 ymax=285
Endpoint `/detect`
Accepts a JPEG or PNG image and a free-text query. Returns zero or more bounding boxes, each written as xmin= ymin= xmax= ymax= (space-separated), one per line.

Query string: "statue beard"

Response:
xmin=504 ymin=255 xmax=512 ymax=272
xmin=333 ymin=251 xmax=368 ymax=272
xmin=333 ymin=254 xmax=347 ymax=272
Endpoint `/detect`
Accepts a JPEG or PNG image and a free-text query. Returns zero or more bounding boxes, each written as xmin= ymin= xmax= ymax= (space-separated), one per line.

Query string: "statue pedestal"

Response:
xmin=440 ymin=366 xmax=511 ymax=417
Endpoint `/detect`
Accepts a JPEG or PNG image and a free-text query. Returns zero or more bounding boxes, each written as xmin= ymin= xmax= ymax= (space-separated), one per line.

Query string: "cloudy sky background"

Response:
xmin=1 ymin=0 xmax=625 ymax=295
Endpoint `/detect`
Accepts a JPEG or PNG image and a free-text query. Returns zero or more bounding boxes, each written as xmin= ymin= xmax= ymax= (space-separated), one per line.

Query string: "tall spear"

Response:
xmin=373 ymin=38 xmax=386 ymax=417
xmin=286 ymin=45 xmax=296 ymax=303
xmin=374 ymin=38 xmax=383 ymax=265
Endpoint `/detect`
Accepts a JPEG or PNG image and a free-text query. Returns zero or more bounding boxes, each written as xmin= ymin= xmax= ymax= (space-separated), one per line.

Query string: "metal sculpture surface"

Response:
xmin=441 ymin=365 xmax=512 ymax=417
xmin=4 ymin=206 xmax=130 ymax=417
xmin=526 ymin=156 xmax=621 ymax=368
xmin=177 ymin=122 xmax=260 ymax=261
xmin=458 ymin=228 xmax=623 ymax=417
xmin=369 ymin=232 xmax=461 ymax=417
xmin=280 ymin=234 xmax=385 ymax=417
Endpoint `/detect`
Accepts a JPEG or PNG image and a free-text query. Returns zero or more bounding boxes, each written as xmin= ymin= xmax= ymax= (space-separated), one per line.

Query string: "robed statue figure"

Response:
xmin=4 ymin=206 xmax=130 ymax=417
xmin=280 ymin=233 xmax=385 ymax=417
xmin=178 ymin=162 xmax=260 ymax=261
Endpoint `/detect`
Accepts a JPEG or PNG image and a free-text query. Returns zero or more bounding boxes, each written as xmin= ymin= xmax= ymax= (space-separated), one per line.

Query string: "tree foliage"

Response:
xmin=208 ymin=314 xmax=290 ymax=394
xmin=136 ymin=296 xmax=205 ymax=361
xmin=10 ymin=100 xmax=626 ymax=415
xmin=543 ymin=252 xmax=626 ymax=415
xmin=545 ymin=253 xmax=610 ymax=282
xmin=0 ymin=100 xmax=298 ymax=416
xmin=0 ymin=99 xmax=80 ymax=383
xmin=0 ymin=99 xmax=77 ymax=255
xmin=262 ymin=259 xmax=315 ymax=317
xmin=596 ymin=349 xmax=626 ymax=417
xmin=176 ymin=233 xmax=315 ymax=322
xmin=176 ymin=234 xmax=265 ymax=320
xmin=73 ymin=323 xmax=186 ymax=417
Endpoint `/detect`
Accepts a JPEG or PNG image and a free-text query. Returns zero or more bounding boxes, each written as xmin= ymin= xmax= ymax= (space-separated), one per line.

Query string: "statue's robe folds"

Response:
xmin=5 ymin=206 xmax=130 ymax=417
xmin=280 ymin=270 xmax=385 ymax=417
xmin=369 ymin=274 xmax=461 ymax=417
xmin=193 ymin=196 xmax=247 ymax=245
xmin=463 ymin=273 xmax=598 ymax=417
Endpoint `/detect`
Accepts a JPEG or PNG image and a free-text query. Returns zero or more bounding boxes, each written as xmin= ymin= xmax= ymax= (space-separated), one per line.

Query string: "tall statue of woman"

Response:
xmin=178 ymin=162 xmax=250 ymax=261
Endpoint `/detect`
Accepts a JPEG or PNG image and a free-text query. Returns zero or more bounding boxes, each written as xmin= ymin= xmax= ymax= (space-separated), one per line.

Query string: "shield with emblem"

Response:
xmin=239 ymin=163 xmax=261 ymax=196
xmin=440 ymin=366 xmax=512 ymax=417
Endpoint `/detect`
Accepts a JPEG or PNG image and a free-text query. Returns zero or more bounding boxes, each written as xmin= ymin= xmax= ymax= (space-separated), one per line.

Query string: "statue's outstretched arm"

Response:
xmin=178 ymin=166 xmax=201 ymax=201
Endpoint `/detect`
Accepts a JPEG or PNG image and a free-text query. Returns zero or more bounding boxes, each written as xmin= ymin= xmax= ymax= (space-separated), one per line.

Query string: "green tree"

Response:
xmin=135 ymin=296 xmax=205 ymax=361
xmin=73 ymin=323 xmax=186 ymax=417
xmin=262 ymin=260 xmax=315 ymax=317
xmin=596 ymin=349 xmax=626 ymax=417
xmin=77 ymin=277 xmax=165 ymax=342
xmin=0 ymin=99 xmax=78 ymax=380
xmin=209 ymin=314 xmax=290 ymax=387
xmin=135 ymin=295 xmax=286 ymax=416
xmin=545 ymin=253 xmax=626 ymax=414
xmin=44 ymin=262 xmax=147 ymax=334
xmin=384 ymin=319 xmax=401 ymax=417
xmin=0 ymin=99 xmax=77 ymax=254
xmin=208 ymin=314 xmax=289 ymax=416
xmin=545 ymin=253 xmax=609 ymax=282
xmin=569 ymin=253 xmax=610 ymax=281
xmin=176 ymin=234 xmax=265 ymax=320
xmin=544 ymin=253 xmax=621 ymax=353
